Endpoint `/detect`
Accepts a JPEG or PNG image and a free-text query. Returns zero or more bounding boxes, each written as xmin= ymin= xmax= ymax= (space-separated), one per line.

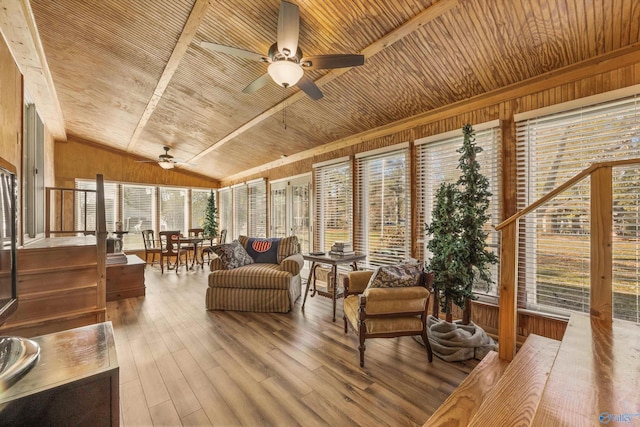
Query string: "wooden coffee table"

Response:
xmin=302 ymin=252 xmax=366 ymax=321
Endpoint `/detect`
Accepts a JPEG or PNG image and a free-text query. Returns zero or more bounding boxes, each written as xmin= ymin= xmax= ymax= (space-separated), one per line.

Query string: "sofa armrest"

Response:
xmin=279 ymin=253 xmax=304 ymax=275
xmin=210 ymin=257 xmax=224 ymax=272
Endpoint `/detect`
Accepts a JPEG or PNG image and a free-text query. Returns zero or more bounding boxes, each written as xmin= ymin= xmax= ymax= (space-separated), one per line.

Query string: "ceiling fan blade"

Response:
xmin=200 ymin=41 xmax=267 ymax=62
xmin=300 ymin=54 xmax=365 ymax=70
xmin=277 ymin=1 xmax=299 ymax=57
xmin=296 ymin=75 xmax=323 ymax=100
xmin=243 ymin=73 xmax=272 ymax=94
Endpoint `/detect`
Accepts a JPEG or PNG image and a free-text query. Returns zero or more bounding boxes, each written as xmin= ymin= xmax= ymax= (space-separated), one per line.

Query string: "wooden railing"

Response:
xmin=45 ymin=186 xmax=97 ymax=237
xmin=495 ymin=158 xmax=640 ymax=360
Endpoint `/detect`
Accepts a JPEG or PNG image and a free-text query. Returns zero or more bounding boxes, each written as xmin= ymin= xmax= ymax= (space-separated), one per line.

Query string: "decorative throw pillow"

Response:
xmin=245 ymin=237 xmax=280 ymax=264
xmin=366 ymin=264 xmax=422 ymax=289
xmin=277 ymin=235 xmax=300 ymax=263
xmin=213 ymin=240 xmax=254 ymax=270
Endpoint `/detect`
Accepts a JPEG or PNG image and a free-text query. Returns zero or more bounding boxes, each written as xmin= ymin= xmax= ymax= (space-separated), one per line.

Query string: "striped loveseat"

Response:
xmin=206 ymin=235 xmax=303 ymax=313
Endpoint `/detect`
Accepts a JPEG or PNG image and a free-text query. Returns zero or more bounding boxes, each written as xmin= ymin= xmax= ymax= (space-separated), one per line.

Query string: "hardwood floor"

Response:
xmin=107 ymin=265 xmax=476 ymax=426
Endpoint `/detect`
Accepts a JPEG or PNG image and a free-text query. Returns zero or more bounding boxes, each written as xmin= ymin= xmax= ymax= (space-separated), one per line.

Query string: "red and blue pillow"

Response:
xmin=245 ymin=237 xmax=281 ymax=264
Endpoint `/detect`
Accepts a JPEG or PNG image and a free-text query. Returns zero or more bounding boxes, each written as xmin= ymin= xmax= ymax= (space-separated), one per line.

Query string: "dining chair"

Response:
xmin=141 ymin=229 xmax=161 ymax=267
xmin=158 ymin=230 xmax=189 ymax=274
xmin=202 ymin=229 xmax=227 ymax=264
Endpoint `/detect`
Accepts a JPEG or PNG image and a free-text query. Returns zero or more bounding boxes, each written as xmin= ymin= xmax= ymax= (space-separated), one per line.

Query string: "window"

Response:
xmin=122 ymin=184 xmax=155 ymax=250
xmin=517 ymin=94 xmax=640 ymax=322
xmin=75 ymin=180 xmax=118 ymax=233
xmin=417 ymin=124 xmax=502 ymax=296
xmin=219 ymin=188 xmax=232 ymax=237
xmin=160 ymin=187 xmax=187 ymax=232
xmin=270 ymin=175 xmax=312 ymax=253
xmin=23 ymin=102 xmax=45 ymax=240
xmin=232 ymin=184 xmax=248 ymax=238
xmin=355 ymin=146 xmax=411 ymax=267
xmin=192 ymin=189 xmax=212 ymax=230
xmin=314 ymin=158 xmax=352 ymax=252
xmin=248 ymin=180 xmax=266 ymax=237
xmin=270 ymin=181 xmax=288 ymax=238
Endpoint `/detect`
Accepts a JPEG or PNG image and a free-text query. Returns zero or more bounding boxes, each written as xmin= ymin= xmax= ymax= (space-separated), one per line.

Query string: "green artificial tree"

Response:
xmin=203 ymin=190 xmax=218 ymax=238
xmin=425 ymin=124 xmax=498 ymax=324
xmin=456 ymin=124 xmax=499 ymax=323
xmin=425 ymin=183 xmax=467 ymax=323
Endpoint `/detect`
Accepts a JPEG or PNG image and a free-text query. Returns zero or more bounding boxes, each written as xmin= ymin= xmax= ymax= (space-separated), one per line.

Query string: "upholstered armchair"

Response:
xmin=343 ymin=268 xmax=434 ymax=367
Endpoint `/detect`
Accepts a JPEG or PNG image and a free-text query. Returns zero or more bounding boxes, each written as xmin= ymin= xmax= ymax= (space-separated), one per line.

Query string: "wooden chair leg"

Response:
xmin=343 ymin=315 xmax=348 ymax=333
xmin=359 ymin=322 xmax=366 ymax=368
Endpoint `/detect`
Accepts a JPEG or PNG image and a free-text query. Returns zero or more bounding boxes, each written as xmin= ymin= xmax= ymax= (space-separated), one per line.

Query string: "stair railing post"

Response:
xmin=590 ymin=166 xmax=613 ymax=322
xmin=498 ymin=220 xmax=518 ymax=360
xmin=95 ymin=174 xmax=107 ymax=321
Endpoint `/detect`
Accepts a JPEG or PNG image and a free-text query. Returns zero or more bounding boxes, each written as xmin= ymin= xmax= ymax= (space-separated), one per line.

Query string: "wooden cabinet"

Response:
xmin=0 ymin=322 xmax=119 ymax=426
xmin=106 ymin=254 xmax=146 ymax=301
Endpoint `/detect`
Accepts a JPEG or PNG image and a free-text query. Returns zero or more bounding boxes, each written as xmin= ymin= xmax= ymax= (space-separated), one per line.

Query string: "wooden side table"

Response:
xmin=302 ymin=252 xmax=367 ymax=321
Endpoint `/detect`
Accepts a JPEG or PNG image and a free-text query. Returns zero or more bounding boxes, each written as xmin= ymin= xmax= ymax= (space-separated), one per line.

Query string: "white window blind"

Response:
xmin=355 ymin=148 xmax=410 ymax=266
xmin=517 ymin=95 xmax=640 ymax=322
xmin=314 ymin=159 xmax=352 ymax=252
xmin=270 ymin=181 xmax=288 ymax=238
xmin=191 ymin=189 xmax=212 ymax=229
xmin=160 ymin=187 xmax=187 ymax=232
xmin=219 ymin=188 xmax=232 ymax=236
xmin=416 ymin=126 xmax=502 ymax=296
xmin=248 ymin=180 xmax=266 ymax=237
xmin=233 ymin=184 xmax=248 ymax=239
xmin=75 ymin=180 xmax=118 ymax=233
xmin=122 ymin=184 xmax=155 ymax=250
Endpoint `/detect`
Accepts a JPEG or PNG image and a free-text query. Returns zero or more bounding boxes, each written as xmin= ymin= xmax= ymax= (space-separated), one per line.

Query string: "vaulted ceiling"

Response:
xmin=13 ymin=0 xmax=640 ymax=180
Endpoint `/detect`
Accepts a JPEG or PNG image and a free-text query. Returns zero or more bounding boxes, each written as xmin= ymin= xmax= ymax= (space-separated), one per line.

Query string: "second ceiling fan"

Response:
xmin=200 ymin=0 xmax=364 ymax=100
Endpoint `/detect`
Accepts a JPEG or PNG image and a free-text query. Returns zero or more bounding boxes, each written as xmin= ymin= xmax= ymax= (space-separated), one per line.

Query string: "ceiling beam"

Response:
xmin=0 ymin=0 xmax=66 ymax=140
xmin=187 ymin=0 xmax=460 ymax=164
xmin=126 ymin=0 xmax=211 ymax=152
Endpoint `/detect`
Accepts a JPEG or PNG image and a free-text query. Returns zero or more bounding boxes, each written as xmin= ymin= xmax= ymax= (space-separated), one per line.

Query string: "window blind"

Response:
xmin=191 ymin=189 xmax=212 ymax=229
xmin=355 ymin=148 xmax=410 ymax=267
xmin=160 ymin=187 xmax=187 ymax=232
xmin=121 ymin=184 xmax=155 ymax=249
xmin=248 ymin=180 xmax=267 ymax=237
xmin=75 ymin=180 xmax=118 ymax=233
xmin=314 ymin=159 xmax=352 ymax=252
xmin=219 ymin=188 xmax=232 ymax=237
xmin=233 ymin=184 xmax=248 ymax=239
xmin=270 ymin=181 xmax=288 ymax=238
xmin=517 ymin=95 xmax=640 ymax=322
xmin=416 ymin=125 xmax=502 ymax=296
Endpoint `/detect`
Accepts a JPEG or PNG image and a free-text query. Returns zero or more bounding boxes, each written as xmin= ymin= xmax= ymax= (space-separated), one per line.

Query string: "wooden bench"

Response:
xmin=423 ymin=351 xmax=509 ymax=426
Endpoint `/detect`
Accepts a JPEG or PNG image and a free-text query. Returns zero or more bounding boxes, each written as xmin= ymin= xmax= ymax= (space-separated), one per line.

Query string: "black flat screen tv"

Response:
xmin=0 ymin=165 xmax=17 ymax=327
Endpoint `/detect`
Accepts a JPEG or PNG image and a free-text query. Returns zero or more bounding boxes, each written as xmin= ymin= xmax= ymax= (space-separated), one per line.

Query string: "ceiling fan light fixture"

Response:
xmin=268 ymin=60 xmax=303 ymax=87
xmin=159 ymin=161 xmax=174 ymax=170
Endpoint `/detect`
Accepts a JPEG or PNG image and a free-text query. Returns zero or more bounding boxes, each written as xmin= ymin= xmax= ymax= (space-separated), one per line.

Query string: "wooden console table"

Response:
xmin=106 ymin=254 xmax=146 ymax=301
xmin=302 ymin=252 xmax=366 ymax=321
xmin=0 ymin=322 xmax=119 ymax=426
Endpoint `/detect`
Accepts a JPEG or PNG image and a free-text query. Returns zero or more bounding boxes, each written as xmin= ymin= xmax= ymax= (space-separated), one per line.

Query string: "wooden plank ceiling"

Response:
xmin=28 ymin=0 xmax=640 ymax=181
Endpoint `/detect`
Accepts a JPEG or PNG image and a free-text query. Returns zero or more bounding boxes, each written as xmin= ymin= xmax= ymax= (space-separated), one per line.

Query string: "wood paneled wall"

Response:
xmin=55 ymin=136 xmax=219 ymax=189
xmin=0 ymin=33 xmax=22 ymax=174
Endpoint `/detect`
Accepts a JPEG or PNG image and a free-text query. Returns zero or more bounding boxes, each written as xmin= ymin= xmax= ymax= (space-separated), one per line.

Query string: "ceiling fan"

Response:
xmin=137 ymin=146 xmax=185 ymax=170
xmin=200 ymin=0 xmax=364 ymax=100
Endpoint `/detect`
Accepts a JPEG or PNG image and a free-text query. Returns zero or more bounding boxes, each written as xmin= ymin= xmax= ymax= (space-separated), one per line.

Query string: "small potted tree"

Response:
xmin=421 ymin=124 xmax=498 ymax=361
xmin=203 ymin=190 xmax=218 ymax=239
